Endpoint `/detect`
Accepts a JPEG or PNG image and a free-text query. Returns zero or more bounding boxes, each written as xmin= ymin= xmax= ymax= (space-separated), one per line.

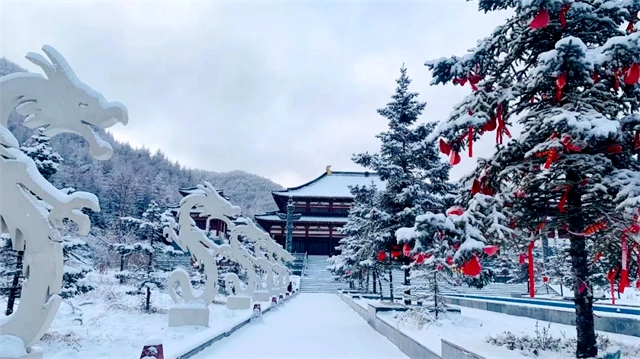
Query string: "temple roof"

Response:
xmin=272 ymin=171 xmax=384 ymax=199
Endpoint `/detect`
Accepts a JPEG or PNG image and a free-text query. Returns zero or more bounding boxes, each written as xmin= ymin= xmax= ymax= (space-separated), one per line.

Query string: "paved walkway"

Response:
xmin=193 ymin=293 xmax=408 ymax=359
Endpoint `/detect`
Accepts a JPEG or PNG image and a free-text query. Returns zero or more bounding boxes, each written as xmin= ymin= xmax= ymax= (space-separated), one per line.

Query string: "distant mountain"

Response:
xmin=0 ymin=58 xmax=282 ymax=229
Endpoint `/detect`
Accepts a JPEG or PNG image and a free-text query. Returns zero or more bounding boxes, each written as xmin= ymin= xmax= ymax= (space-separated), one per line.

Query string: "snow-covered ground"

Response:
xmin=192 ymin=293 xmax=408 ymax=359
xmin=32 ymin=271 xmax=296 ymax=358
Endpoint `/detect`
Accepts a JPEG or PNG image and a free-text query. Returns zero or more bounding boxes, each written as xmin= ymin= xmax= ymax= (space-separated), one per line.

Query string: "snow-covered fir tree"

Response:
xmin=352 ymin=66 xmax=452 ymax=303
xmin=547 ymin=242 xmax=573 ymax=297
xmin=328 ymin=185 xmax=388 ymax=293
xmin=20 ymin=127 xmax=63 ymax=180
xmin=425 ymin=1 xmax=640 ymax=356
xmin=114 ymin=202 xmax=179 ymax=311
xmin=60 ymin=237 xmax=95 ymax=298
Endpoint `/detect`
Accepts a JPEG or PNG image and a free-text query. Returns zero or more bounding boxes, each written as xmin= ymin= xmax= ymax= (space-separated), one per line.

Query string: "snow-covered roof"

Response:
xmin=254 ymin=213 xmax=349 ymax=224
xmin=273 ymin=171 xmax=384 ymax=199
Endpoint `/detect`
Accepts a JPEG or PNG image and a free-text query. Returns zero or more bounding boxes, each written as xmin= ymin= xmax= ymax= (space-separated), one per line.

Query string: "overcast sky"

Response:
xmin=1 ymin=1 xmax=512 ymax=188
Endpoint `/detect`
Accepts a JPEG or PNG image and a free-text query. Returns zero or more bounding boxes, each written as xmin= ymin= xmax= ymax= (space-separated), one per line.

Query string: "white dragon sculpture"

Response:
xmin=0 ymin=45 xmax=127 ymax=350
xmin=163 ymin=182 xmax=241 ymax=305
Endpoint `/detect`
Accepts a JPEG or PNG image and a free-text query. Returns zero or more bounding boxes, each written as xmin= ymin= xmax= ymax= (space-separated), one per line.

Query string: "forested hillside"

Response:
xmin=1 ymin=58 xmax=283 ymax=229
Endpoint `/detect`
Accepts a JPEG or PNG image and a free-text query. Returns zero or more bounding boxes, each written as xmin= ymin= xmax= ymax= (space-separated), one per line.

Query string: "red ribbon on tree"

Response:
xmin=519 ymin=253 xmax=526 ymax=264
xmin=439 ymin=138 xmax=452 ymax=155
xmin=620 ymin=232 xmax=630 ymax=293
xmin=558 ymin=185 xmax=571 ymax=213
xmin=625 ymin=63 xmax=640 ymax=85
xmin=450 ymin=151 xmax=461 ymax=165
xmin=559 ymin=3 xmax=570 ymax=27
xmin=461 ymin=255 xmax=482 ymax=276
xmin=471 ymin=179 xmax=481 ymax=195
xmin=530 ymin=8 xmax=550 ymax=29
xmin=607 ymin=267 xmax=618 ymax=305
xmin=528 ymin=241 xmax=536 ymax=298
xmin=446 ymin=206 xmax=465 ymax=216
xmin=556 ymin=72 xmax=567 ymax=101
xmin=468 ymin=126 xmax=474 ymax=157
xmin=413 ymin=253 xmax=426 ymax=264
xmin=593 ymin=70 xmax=600 ymax=84
xmin=482 ymin=114 xmax=497 ymax=132
xmin=483 ymin=245 xmax=499 ymax=256
xmin=403 ymin=243 xmax=412 ymax=257
xmin=607 ymin=144 xmax=623 ymax=154
xmin=593 ymin=252 xmax=603 ymax=263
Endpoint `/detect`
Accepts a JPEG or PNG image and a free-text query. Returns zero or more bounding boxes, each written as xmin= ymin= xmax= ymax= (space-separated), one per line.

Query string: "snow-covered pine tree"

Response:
xmin=20 ymin=127 xmax=63 ymax=180
xmin=425 ymin=2 xmax=640 ymax=356
xmin=328 ymin=184 xmax=386 ymax=292
xmin=353 ymin=65 xmax=451 ymax=303
xmin=114 ymin=202 xmax=178 ymax=311
xmin=60 ymin=237 xmax=95 ymax=298
xmin=547 ymin=242 xmax=573 ymax=297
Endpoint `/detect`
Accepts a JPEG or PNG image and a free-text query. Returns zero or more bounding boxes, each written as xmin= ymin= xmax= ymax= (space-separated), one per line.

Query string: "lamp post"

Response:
xmin=278 ymin=197 xmax=301 ymax=253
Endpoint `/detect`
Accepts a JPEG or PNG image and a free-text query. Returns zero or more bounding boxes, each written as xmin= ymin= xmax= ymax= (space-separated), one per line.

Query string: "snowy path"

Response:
xmin=192 ymin=293 xmax=408 ymax=359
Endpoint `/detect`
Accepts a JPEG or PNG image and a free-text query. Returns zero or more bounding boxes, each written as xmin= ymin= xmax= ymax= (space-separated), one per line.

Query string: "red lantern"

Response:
xmin=449 ymin=150 xmax=461 ymax=166
xmin=446 ymin=206 xmax=464 ymax=216
xmin=403 ymin=243 xmax=411 ymax=257
xmin=377 ymin=251 xmax=387 ymax=261
xmin=391 ymin=250 xmax=401 ymax=259
xmin=483 ymin=245 xmax=499 ymax=256
xmin=461 ymin=255 xmax=482 ymax=276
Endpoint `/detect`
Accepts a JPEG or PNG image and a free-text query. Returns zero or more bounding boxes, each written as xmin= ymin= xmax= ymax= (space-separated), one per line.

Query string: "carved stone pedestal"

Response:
xmin=226 ymin=296 xmax=252 ymax=310
xmin=168 ymin=305 xmax=210 ymax=327
xmin=253 ymin=290 xmax=270 ymax=302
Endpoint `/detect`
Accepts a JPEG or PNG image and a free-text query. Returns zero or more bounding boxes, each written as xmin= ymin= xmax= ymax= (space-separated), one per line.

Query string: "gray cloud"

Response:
xmin=1 ymin=1 xmax=511 ymax=187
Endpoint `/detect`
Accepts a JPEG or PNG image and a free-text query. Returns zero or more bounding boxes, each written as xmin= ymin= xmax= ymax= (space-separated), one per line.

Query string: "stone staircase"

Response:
xmin=298 ymin=257 xmax=557 ymax=297
xmin=299 ymin=255 xmax=349 ymax=293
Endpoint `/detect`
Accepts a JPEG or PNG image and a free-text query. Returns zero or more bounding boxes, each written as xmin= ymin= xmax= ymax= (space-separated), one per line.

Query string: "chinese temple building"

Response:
xmin=254 ymin=168 xmax=384 ymax=256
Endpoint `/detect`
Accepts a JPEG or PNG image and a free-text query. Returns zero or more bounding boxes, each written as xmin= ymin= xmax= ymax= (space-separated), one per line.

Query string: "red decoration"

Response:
xmin=446 ymin=206 xmax=465 ymax=216
xmin=607 ymin=268 xmax=618 ymax=305
xmin=468 ymin=126 xmax=474 ymax=157
xmin=346 ymin=270 xmax=351 ymax=275
xmin=494 ymin=104 xmax=511 ymax=145
xmin=620 ymin=232 xmax=629 ymax=293
xmin=556 ymin=72 xmax=567 ymax=102
xmin=583 ymin=221 xmax=607 ymax=235
xmin=482 ymin=114 xmax=497 ymax=132
xmin=528 ymin=241 xmax=535 ymax=298
xmin=414 ymin=253 xmax=425 ymax=264
xmin=471 ymin=179 xmax=481 ymax=195
xmin=625 ymin=63 xmax=640 ymax=85
xmin=561 ymin=134 xmax=584 ymax=152
xmin=607 ymin=144 xmax=623 ymax=154
xmin=446 ymin=256 xmax=454 ymax=266
xmin=436 ymin=263 xmax=444 ymax=271
xmin=461 ymin=255 xmax=482 ymax=276
xmin=483 ymin=245 xmax=499 ymax=256
xmin=377 ymin=251 xmax=387 ymax=261
xmin=514 ymin=190 xmax=526 ymax=198
xmin=593 ymin=70 xmax=600 ymax=84
xmin=519 ymin=253 xmax=526 ymax=264
xmin=628 ymin=20 xmax=636 ymax=33
xmin=542 ymin=276 xmax=549 ymax=283
xmin=634 ymin=130 xmax=640 ymax=151
xmin=558 ymin=185 xmax=571 ymax=213
xmin=403 ymin=243 xmax=412 ymax=257
xmin=530 ymin=8 xmax=550 ymax=29
xmin=439 ymin=138 xmax=452 ymax=155
xmin=593 ymin=252 xmax=603 ymax=263
xmin=449 ymin=150 xmax=461 ymax=166
xmin=559 ymin=3 xmax=570 ymax=27
xmin=391 ymin=250 xmax=401 ymax=259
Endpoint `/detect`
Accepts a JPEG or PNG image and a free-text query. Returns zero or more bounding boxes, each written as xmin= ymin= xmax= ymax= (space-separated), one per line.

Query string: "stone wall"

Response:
xmin=444 ymin=296 xmax=640 ymax=338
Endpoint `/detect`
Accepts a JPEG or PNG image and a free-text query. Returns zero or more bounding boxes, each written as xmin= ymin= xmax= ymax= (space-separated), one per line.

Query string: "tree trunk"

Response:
xmin=5 ymin=251 xmax=24 ymax=316
xmin=434 ymin=271 xmax=438 ymax=319
xmin=145 ymin=286 xmax=151 ymax=312
xmin=373 ymin=270 xmax=377 ymax=294
xmin=560 ymin=282 xmax=564 ymax=297
xmin=389 ymin=269 xmax=394 ymax=303
xmin=366 ymin=271 xmax=370 ymax=293
xmin=567 ymin=172 xmax=597 ymax=358
xmin=403 ymin=266 xmax=411 ymax=305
